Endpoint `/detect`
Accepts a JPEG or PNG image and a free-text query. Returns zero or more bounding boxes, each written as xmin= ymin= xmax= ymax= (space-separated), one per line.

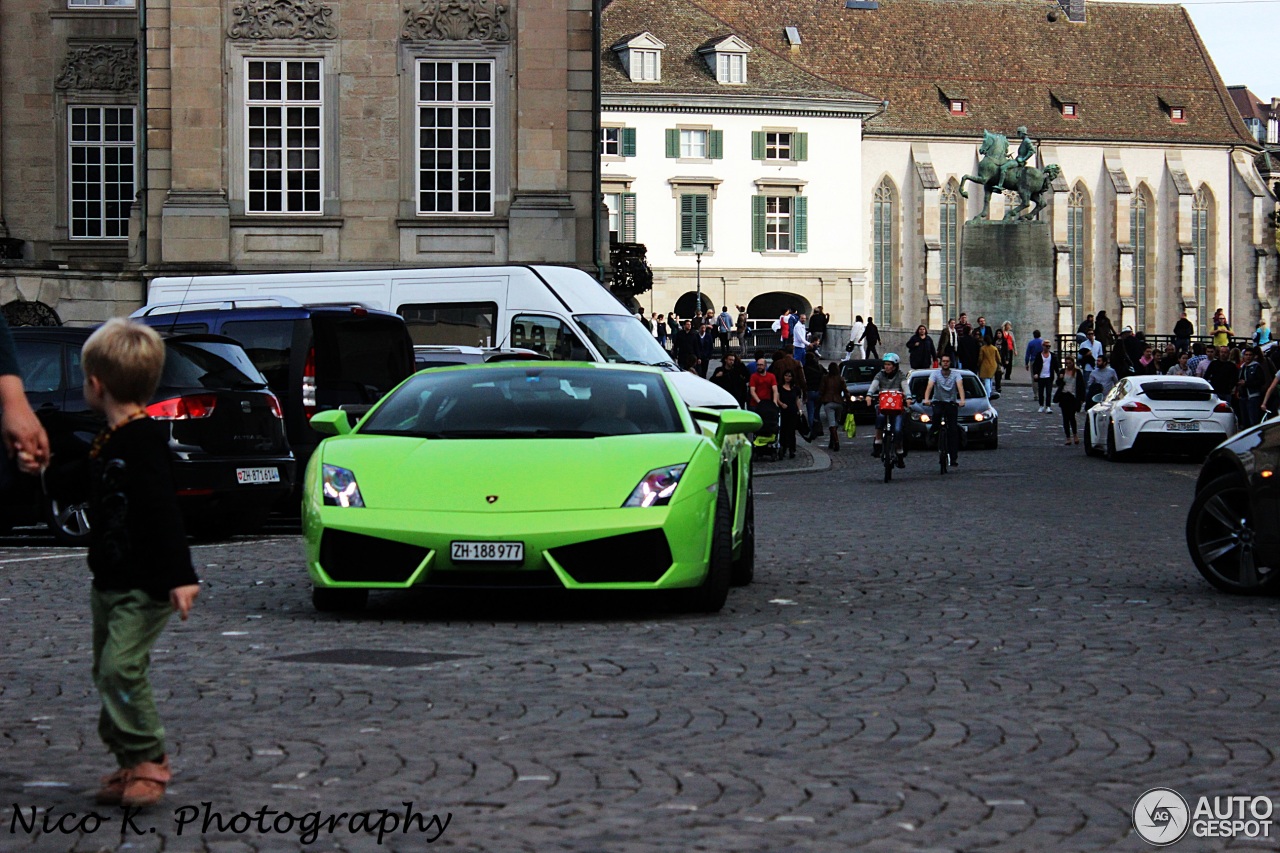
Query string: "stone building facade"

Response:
xmin=0 ymin=0 xmax=596 ymax=325
xmin=603 ymin=0 xmax=1277 ymax=343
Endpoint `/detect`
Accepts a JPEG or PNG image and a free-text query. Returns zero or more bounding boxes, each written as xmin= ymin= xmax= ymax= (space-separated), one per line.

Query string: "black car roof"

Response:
xmin=13 ymin=326 xmax=246 ymax=347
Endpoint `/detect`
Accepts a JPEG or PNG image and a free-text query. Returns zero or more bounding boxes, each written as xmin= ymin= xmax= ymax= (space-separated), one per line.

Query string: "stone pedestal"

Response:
xmin=960 ymin=220 xmax=1055 ymax=342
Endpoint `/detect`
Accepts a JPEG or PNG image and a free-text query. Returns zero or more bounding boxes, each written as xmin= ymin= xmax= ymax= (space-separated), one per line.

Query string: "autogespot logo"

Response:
xmin=1133 ymin=788 xmax=1190 ymax=846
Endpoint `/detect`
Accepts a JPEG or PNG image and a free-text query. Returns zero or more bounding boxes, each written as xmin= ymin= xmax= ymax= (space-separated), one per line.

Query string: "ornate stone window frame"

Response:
xmin=51 ymin=40 xmax=139 ymax=250
xmin=226 ymin=43 xmax=340 ymax=218
xmin=398 ymin=42 xmax=511 ymax=221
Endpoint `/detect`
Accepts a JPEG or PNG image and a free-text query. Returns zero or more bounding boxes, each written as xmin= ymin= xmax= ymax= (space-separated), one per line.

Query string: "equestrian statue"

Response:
xmin=958 ymin=126 xmax=1061 ymax=223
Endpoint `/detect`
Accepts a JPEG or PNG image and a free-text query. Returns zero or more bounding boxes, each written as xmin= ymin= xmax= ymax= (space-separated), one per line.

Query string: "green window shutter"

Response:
xmin=665 ymin=129 xmax=679 ymax=158
xmin=621 ymin=127 xmax=636 ymax=157
xmin=709 ymin=129 xmax=723 ymax=159
xmin=752 ymin=195 xmax=766 ymax=252
xmin=794 ymin=195 xmax=808 ymax=253
xmin=621 ymin=192 xmax=637 ymax=243
xmin=680 ymin=194 xmax=695 ymax=250
xmin=793 ymin=132 xmax=808 ymax=162
xmin=693 ymin=194 xmax=709 ymax=247
xmin=752 ymin=131 xmax=765 ymax=160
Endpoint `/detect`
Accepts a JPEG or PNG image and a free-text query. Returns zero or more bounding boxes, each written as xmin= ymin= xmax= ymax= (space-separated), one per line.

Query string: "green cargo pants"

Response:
xmin=90 ymin=587 xmax=173 ymax=768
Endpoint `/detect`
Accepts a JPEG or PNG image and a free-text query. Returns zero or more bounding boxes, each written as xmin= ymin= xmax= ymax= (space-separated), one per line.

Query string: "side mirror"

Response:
xmin=310 ymin=409 xmax=351 ymax=436
xmin=1091 ymin=394 xmax=1104 ymax=404
xmin=691 ymin=407 xmax=762 ymax=442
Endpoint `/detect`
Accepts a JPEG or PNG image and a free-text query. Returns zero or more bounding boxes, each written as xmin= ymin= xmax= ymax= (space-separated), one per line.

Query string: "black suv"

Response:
xmin=9 ymin=328 xmax=295 ymax=543
xmin=136 ymin=304 xmax=414 ymax=470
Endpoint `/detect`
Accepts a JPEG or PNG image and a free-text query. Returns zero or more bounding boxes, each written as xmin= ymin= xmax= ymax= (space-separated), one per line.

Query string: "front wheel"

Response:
xmin=1083 ymin=418 xmax=1100 ymax=457
xmin=1186 ymin=474 xmax=1280 ymax=594
xmin=44 ymin=494 xmax=91 ymax=546
xmin=677 ymin=478 xmax=732 ymax=612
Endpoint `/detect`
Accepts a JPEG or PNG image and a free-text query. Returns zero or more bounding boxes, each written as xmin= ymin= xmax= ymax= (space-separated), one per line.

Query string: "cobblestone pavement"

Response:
xmin=3 ymin=393 xmax=1278 ymax=852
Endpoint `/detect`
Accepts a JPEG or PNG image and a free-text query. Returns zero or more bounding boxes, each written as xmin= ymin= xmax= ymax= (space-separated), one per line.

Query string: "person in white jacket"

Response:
xmin=851 ymin=315 xmax=866 ymax=359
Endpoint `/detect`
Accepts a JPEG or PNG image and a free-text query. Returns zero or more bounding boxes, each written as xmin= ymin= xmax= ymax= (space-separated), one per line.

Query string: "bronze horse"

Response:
xmin=958 ymin=131 xmax=1061 ymax=222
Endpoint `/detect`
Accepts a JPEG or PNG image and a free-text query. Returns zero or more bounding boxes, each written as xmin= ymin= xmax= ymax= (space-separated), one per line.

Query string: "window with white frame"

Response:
xmin=716 ymin=53 xmax=745 ymax=84
xmin=600 ymin=127 xmax=620 ymax=156
xmin=245 ymin=59 xmax=322 ymax=215
xmin=69 ymin=106 xmax=135 ymax=239
xmin=604 ymin=192 xmax=621 ymax=243
xmin=633 ymin=49 xmax=660 ymax=82
xmin=69 ymin=0 xmax=134 ymax=6
xmin=766 ymin=132 xmax=791 ymax=161
xmin=764 ymin=197 xmax=791 ymax=251
xmin=680 ymin=129 xmax=707 ymax=159
xmin=417 ymin=59 xmax=494 ymax=215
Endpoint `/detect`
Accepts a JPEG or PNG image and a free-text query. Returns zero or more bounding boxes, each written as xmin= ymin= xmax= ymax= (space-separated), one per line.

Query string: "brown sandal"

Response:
xmin=121 ymin=756 xmax=170 ymax=808
xmin=95 ymin=767 xmax=131 ymax=805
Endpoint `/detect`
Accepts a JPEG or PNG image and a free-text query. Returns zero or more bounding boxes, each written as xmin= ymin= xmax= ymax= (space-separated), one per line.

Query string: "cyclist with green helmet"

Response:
xmin=867 ymin=352 xmax=911 ymax=467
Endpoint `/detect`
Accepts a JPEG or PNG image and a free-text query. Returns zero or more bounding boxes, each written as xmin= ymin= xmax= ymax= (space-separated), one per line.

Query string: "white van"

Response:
xmin=146 ymin=265 xmax=737 ymax=408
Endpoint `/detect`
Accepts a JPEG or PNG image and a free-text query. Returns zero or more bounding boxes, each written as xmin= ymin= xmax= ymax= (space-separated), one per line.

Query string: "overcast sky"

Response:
xmin=1116 ymin=1 xmax=1277 ymax=97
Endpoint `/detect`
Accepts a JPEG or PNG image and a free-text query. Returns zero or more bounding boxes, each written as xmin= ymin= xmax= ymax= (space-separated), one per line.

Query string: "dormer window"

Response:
xmin=1062 ymin=103 xmax=1078 ymax=118
xmin=697 ymin=35 xmax=752 ymax=86
xmin=612 ymin=32 xmax=665 ymax=84
xmin=1159 ymin=94 xmax=1187 ymax=124
xmin=1051 ymin=90 xmax=1079 ymax=120
xmin=939 ymin=85 xmax=968 ymax=116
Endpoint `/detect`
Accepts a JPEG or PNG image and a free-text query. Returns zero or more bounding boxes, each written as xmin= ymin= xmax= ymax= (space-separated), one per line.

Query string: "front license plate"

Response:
xmin=236 ymin=467 xmax=280 ymax=484
xmin=451 ymin=541 xmax=524 ymax=562
xmin=1165 ymin=421 xmax=1200 ymax=432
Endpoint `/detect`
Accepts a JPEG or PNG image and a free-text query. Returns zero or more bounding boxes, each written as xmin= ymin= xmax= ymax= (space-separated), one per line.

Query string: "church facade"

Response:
xmin=602 ymin=0 xmax=1275 ymax=342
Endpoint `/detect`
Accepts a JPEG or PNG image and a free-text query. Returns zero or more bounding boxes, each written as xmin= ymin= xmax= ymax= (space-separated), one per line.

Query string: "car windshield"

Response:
xmin=574 ymin=314 xmax=674 ymax=367
xmin=842 ymin=363 xmax=880 ymax=383
xmin=361 ymin=367 xmax=685 ymax=438
xmin=160 ymin=340 xmax=269 ymax=391
xmin=909 ymin=373 xmax=987 ymax=400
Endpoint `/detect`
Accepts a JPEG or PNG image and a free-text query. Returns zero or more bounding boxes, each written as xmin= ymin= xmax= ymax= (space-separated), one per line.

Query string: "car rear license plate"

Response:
xmin=1166 ymin=421 xmax=1200 ymax=432
xmin=236 ymin=467 xmax=281 ymax=484
xmin=451 ymin=541 xmax=524 ymax=562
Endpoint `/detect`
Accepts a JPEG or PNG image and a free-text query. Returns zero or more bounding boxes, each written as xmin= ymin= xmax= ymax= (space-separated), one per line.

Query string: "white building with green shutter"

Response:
xmin=601 ymin=6 xmax=880 ymax=332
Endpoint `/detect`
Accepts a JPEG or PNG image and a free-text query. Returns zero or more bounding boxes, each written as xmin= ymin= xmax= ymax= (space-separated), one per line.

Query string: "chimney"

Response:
xmin=1057 ymin=0 xmax=1085 ymax=23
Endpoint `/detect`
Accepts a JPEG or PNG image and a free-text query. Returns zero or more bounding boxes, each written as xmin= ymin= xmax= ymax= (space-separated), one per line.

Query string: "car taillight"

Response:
xmin=147 ymin=393 xmax=218 ymax=420
xmin=303 ymin=346 xmax=317 ymax=420
xmin=1121 ymin=401 xmax=1151 ymax=412
xmin=1214 ymin=401 xmax=1233 ymax=413
xmin=266 ymin=393 xmax=284 ymax=419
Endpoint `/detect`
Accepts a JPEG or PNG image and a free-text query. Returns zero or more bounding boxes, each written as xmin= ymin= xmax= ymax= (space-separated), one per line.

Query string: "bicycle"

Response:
xmin=926 ymin=400 xmax=957 ymax=475
xmin=875 ymin=390 xmax=906 ymax=483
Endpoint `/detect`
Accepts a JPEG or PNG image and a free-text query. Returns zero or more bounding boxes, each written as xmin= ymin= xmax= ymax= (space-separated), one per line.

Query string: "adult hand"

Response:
xmin=0 ymin=375 xmax=50 ymax=473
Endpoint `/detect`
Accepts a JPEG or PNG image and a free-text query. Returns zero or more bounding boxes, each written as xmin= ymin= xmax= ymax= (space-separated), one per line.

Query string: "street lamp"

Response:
xmin=692 ymin=239 xmax=706 ymax=316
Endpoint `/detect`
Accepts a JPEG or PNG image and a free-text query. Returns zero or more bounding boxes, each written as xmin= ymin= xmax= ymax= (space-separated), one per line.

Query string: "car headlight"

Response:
xmin=623 ymin=464 xmax=686 ymax=508
xmin=322 ymin=464 xmax=365 ymax=508
xmin=972 ymin=408 xmax=998 ymax=422
xmin=914 ymin=412 xmax=930 ymax=423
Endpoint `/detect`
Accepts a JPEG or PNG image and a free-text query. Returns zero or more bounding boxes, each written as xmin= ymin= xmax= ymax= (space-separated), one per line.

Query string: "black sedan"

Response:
xmin=904 ymin=369 xmax=1000 ymax=449
xmin=7 ymin=328 xmax=295 ymax=543
xmin=840 ymin=360 xmax=883 ymax=423
xmin=1186 ymin=419 xmax=1280 ymax=594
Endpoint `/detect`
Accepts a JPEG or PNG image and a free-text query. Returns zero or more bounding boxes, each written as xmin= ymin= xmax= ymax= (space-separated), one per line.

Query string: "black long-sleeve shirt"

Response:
xmin=49 ymin=419 xmax=197 ymax=601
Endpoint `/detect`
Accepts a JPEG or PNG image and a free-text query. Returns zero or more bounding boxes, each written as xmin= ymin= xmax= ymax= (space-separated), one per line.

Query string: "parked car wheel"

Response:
xmin=44 ymin=494 xmax=91 ymax=546
xmin=731 ymin=482 xmax=755 ymax=587
xmin=677 ymin=478 xmax=732 ymax=612
xmin=1106 ymin=422 xmax=1130 ymax=462
xmin=1083 ymin=419 xmax=1100 ymax=457
xmin=312 ymin=587 xmax=369 ymax=612
xmin=1186 ymin=474 xmax=1280 ymax=594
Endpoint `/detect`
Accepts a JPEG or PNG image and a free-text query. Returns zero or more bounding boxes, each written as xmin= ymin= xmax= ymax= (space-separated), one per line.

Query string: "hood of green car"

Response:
xmin=321 ymin=433 xmax=705 ymax=512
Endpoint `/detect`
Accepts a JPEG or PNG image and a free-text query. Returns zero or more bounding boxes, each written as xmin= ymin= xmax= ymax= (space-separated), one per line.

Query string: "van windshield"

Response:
xmin=574 ymin=314 xmax=675 ymax=368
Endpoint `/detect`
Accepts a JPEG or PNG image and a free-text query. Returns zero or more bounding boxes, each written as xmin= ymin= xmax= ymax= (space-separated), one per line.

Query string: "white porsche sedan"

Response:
xmin=1083 ymin=375 xmax=1236 ymax=461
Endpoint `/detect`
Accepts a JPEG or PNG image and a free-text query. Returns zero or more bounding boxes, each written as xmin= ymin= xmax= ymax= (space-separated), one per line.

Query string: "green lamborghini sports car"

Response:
xmin=302 ymin=363 xmax=761 ymax=613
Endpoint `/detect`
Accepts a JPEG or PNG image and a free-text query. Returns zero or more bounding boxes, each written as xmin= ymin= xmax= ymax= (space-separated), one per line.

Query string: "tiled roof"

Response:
xmin=1228 ymin=86 xmax=1270 ymax=123
xmin=613 ymin=0 xmax=1254 ymax=146
xmin=601 ymin=0 xmax=876 ymax=103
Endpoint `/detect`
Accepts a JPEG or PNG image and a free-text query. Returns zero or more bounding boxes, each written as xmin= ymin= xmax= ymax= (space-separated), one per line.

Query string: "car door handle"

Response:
xmin=37 ymin=403 xmax=58 ymax=410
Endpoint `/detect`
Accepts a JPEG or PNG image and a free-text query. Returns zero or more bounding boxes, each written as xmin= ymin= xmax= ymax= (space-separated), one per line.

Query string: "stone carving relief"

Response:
xmin=228 ymin=0 xmax=338 ymax=40
xmin=402 ymin=0 xmax=511 ymax=42
xmin=54 ymin=44 xmax=139 ymax=91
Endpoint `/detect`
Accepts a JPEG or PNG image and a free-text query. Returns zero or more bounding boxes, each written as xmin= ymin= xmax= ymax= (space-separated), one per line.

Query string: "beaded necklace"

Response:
xmin=88 ymin=410 xmax=148 ymax=460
